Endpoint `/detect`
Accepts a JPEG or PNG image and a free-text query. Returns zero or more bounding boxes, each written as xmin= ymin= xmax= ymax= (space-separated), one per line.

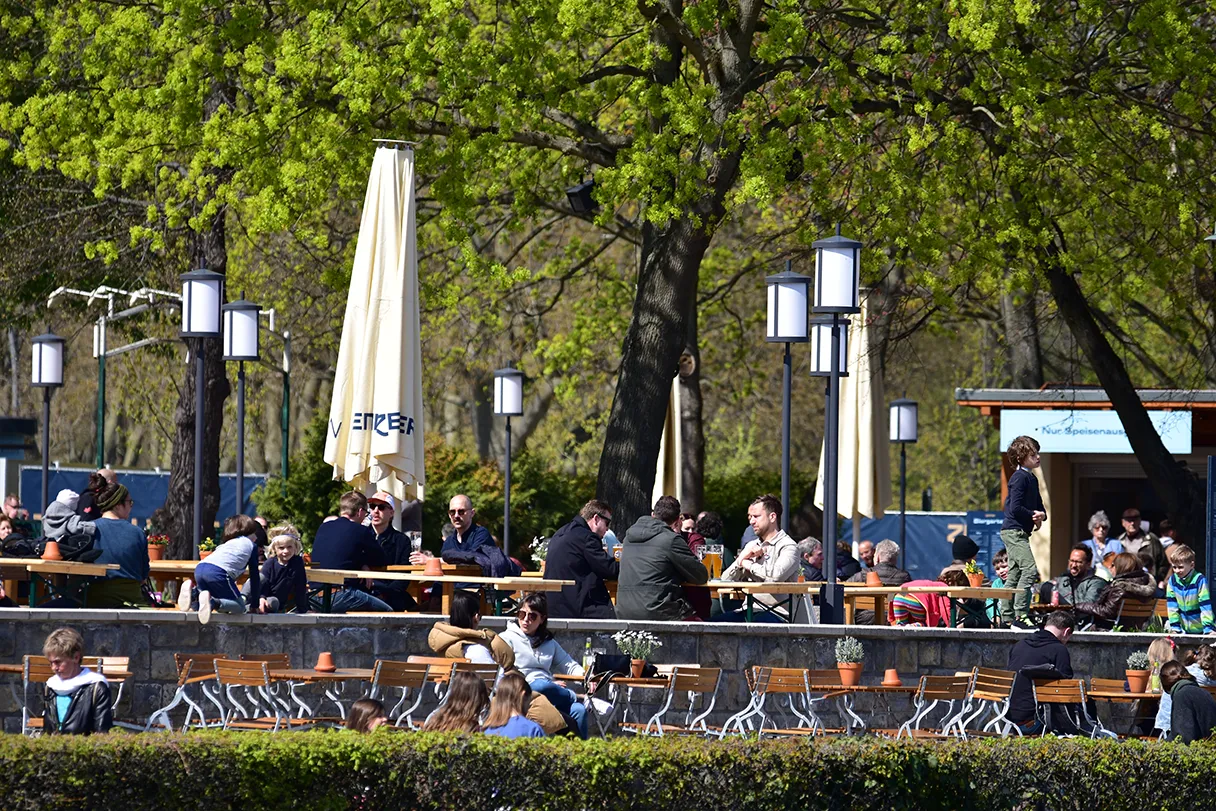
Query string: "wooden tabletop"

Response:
xmin=706 ymin=580 xmax=823 ymax=595
xmin=841 ymin=585 xmax=1021 ymax=599
xmin=268 ymin=668 xmax=374 ymax=682
xmin=1088 ymin=690 xmax=1157 ymax=701
xmin=307 ymin=567 xmax=573 ymax=588
xmin=148 ymin=560 xmax=200 ymax=574
xmin=0 ymin=558 xmax=120 ymax=577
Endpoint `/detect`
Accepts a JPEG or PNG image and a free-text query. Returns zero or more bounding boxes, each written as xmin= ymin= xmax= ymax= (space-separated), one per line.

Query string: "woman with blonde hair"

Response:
xmin=422 ymin=671 xmax=489 ymax=733
xmin=483 ymin=671 xmax=546 ymax=739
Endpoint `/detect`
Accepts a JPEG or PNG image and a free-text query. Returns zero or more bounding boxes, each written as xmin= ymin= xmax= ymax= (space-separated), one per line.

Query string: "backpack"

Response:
xmin=50 ymin=531 xmax=103 ymax=563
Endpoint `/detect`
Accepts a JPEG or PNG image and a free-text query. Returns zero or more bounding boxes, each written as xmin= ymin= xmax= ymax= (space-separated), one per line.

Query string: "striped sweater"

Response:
xmin=1166 ymin=570 xmax=1214 ymax=635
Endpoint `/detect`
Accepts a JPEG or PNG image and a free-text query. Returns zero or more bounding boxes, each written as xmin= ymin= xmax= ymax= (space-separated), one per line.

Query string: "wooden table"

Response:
xmin=308 ymin=567 xmax=573 ymax=613
xmin=706 ymin=580 xmax=824 ymax=622
xmin=0 ymin=558 xmax=120 ymax=607
xmin=842 ymin=585 xmax=1021 ymax=627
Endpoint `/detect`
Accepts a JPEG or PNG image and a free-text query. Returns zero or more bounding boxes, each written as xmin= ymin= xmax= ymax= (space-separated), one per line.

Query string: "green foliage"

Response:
xmin=835 ymin=636 xmax=865 ymax=664
xmin=1126 ymin=651 xmax=1151 ymax=670
xmin=704 ymin=466 xmax=815 ymax=549
xmin=2 ymin=733 xmax=1215 ymax=810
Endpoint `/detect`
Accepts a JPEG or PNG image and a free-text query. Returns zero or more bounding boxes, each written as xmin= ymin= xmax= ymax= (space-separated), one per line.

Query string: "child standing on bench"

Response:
xmin=179 ymin=515 xmax=267 ymax=624
xmin=41 ymin=627 xmax=112 ymax=735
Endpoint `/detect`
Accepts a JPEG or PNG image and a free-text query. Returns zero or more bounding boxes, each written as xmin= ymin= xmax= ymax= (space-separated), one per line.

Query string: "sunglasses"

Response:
xmin=517 ymin=610 xmax=542 ymax=621
xmin=369 ymin=505 xmax=391 ymax=511
xmin=448 ymin=508 xmax=469 ymax=516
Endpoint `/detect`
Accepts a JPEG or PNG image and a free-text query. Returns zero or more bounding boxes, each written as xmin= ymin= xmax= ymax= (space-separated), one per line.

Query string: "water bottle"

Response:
xmin=583 ymin=636 xmax=593 ymax=671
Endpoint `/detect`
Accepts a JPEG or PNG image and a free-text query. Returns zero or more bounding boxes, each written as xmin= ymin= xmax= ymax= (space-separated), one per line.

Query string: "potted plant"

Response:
xmin=963 ymin=560 xmax=984 ymax=588
xmin=199 ymin=537 xmax=217 ymax=560
xmin=147 ymin=534 xmax=170 ymax=561
xmin=836 ymin=636 xmax=864 ymax=686
xmin=531 ymin=535 xmax=548 ymax=574
xmin=613 ymin=630 xmax=662 ymax=678
xmin=1126 ymin=651 xmax=1151 ymax=693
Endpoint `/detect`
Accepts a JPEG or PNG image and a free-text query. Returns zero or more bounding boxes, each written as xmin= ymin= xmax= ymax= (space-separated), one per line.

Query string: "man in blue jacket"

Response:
xmin=309 ymin=491 xmax=392 ymax=613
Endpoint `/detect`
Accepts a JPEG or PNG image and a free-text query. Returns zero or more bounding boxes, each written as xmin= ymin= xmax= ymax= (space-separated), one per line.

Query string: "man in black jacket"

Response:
xmin=1007 ymin=610 xmax=1074 ymax=733
xmin=1162 ymin=660 xmax=1216 ymax=743
xmin=309 ymin=491 xmax=392 ymax=613
xmin=544 ymin=499 xmax=619 ymax=619
xmin=366 ymin=491 xmax=419 ymax=612
xmin=617 ymin=496 xmax=709 ymax=621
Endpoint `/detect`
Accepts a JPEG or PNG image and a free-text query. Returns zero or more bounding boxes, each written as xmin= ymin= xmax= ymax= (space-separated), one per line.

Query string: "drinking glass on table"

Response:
xmin=408 ymin=532 xmax=422 ymax=555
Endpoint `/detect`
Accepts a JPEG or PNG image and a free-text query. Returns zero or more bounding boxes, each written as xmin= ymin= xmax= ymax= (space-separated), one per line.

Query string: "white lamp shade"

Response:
xmin=31 ymin=333 xmax=65 ymax=387
xmin=222 ymin=300 xmax=261 ymax=361
xmin=494 ymin=366 xmax=524 ymax=416
xmin=180 ymin=268 xmax=224 ymax=337
xmin=809 ymin=318 xmax=849 ymax=377
xmin=889 ymin=398 xmax=919 ymax=443
xmin=812 ymin=230 xmax=862 ymax=314
xmin=765 ymin=269 xmax=810 ymax=342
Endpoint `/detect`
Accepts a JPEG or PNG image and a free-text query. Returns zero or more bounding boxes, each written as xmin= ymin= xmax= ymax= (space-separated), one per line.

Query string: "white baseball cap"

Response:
xmin=367 ymin=491 xmax=396 ymax=511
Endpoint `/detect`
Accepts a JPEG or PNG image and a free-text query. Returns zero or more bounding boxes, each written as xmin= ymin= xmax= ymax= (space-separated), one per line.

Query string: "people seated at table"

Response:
xmin=1147 ymin=637 xmax=1207 ymax=737
xmin=847 ymin=540 xmax=910 ymax=586
xmin=3 ymin=492 xmax=35 ymax=538
xmin=714 ymin=494 xmax=798 ymax=622
xmin=1046 ymin=544 xmax=1105 ymax=607
xmin=938 ymin=570 xmax=990 ymax=628
xmin=309 ymin=491 xmax=392 ymax=613
xmin=411 ymin=494 xmax=494 ymax=563
xmin=422 ymin=670 xmax=490 ymax=733
xmin=345 ymin=698 xmax=389 ymax=733
xmin=1160 ymin=660 xmax=1216 ymax=743
xmin=616 ymin=495 xmax=709 ymax=622
xmin=40 ymin=627 xmax=112 ymax=735
xmin=42 ymin=489 xmax=96 ymax=541
xmin=987 ymin=548 xmax=1008 ymax=624
xmin=797 ymin=537 xmax=824 ymax=581
xmin=938 ymin=535 xmax=984 ymax=583
xmin=544 ymin=499 xmax=619 ymax=619
xmin=679 ymin=512 xmax=706 ymax=557
xmin=365 ymin=491 xmax=419 ymax=612
xmin=483 ymin=671 xmax=547 ymax=739
xmin=1080 ymin=510 xmax=1123 ymax=568
xmin=88 ymin=481 xmax=150 ymax=608
xmin=1165 ymin=544 xmax=1214 ymax=635
xmin=428 ymin=590 xmax=574 ymax=736
xmin=888 ymin=580 xmax=951 ymax=627
xmin=242 ymin=524 xmax=309 ymax=614
xmin=1007 ymin=610 xmax=1075 ymax=735
xmin=181 ymin=514 xmax=267 ymax=624
xmin=857 ymin=540 xmax=875 ymax=570
xmin=835 ymin=541 xmax=862 ymax=580
xmin=1073 ymin=552 xmax=1156 ymax=629
xmin=500 ymin=593 xmax=589 ymax=738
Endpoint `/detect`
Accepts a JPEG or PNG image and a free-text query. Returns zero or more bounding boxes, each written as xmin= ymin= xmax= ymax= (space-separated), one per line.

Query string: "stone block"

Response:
xmin=699 ymin=633 xmax=739 ymax=671
xmin=894 ymin=640 xmax=918 ymax=674
xmin=918 ymin=639 xmax=941 ymax=667
xmin=152 ymin=621 xmax=199 ymax=649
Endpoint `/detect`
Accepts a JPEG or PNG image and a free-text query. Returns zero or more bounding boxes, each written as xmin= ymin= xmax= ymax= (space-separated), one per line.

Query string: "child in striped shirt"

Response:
xmin=1165 ymin=544 xmax=1214 ymax=635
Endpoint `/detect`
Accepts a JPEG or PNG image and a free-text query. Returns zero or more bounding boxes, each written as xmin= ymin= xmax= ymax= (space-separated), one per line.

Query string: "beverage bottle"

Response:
xmin=1051 ymin=588 xmax=1060 ymax=606
xmin=583 ymin=636 xmax=593 ymax=671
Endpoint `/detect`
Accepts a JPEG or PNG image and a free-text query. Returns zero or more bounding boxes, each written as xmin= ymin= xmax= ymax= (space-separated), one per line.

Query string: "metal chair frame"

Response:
xmin=961 ymin=667 xmax=1021 ymax=737
xmin=214 ymin=659 xmax=308 ymax=732
xmin=632 ymin=666 xmax=722 ymax=737
xmin=720 ymin=666 xmax=823 ymax=738
xmin=1030 ymin=678 xmax=1116 ymax=739
xmin=897 ymin=672 xmax=975 ymax=739
xmin=368 ymin=660 xmax=431 ymax=729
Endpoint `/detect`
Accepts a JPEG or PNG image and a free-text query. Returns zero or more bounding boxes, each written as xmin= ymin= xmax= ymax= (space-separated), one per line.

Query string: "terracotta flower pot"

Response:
xmin=423 ymin=557 xmax=444 ymax=577
xmin=199 ymin=550 xmax=212 ymax=560
xmin=966 ymin=571 xmax=984 ymax=588
xmin=41 ymin=541 xmax=62 ymax=561
xmin=881 ymin=668 xmax=902 ymax=687
xmin=865 ymin=570 xmax=882 ymax=587
xmin=837 ymin=662 xmax=863 ymax=686
xmin=315 ymin=652 xmax=337 ymax=673
xmin=1126 ymin=669 xmax=1150 ymax=694
xmin=147 ymin=544 xmax=165 ymax=561
xmin=630 ymin=658 xmax=645 ymax=678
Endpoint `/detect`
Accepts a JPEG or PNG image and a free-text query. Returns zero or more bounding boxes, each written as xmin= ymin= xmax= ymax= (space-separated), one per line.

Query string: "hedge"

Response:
xmin=0 ymin=733 xmax=1210 ymax=811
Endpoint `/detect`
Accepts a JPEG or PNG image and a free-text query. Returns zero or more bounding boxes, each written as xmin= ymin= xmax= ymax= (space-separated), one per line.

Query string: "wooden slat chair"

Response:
xmin=806 ymin=669 xmax=863 ymax=733
xmin=845 ymin=596 xmax=882 ymax=626
xmin=894 ymin=673 xmax=974 ymax=739
xmin=452 ymin=661 xmax=502 ymax=693
xmin=368 ymin=660 xmax=431 ymax=730
xmin=623 ymin=667 xmax=721 ymax=737
xmin=407 ymin=655 xmax=466 ymax=701
xmin=961 ymin=667 xmax=1020 ymax=737
xmin=22 ymin=655 xmax=105 ymax=736
xmin=213 ymin=659 xmax=311 ymax=732
xmin=1090 ymin=677 xmax=1161 ymax=740
xmin=1112 ymin=596 xmax=1157 ymax=631
xmin=1031 ymin=678 xmax=1115 ymax=739
xmin=719 ymin=667 xmax=822 ymax=738
xmin=146 ymin=653 xmax=227 ymax=731
xmin=238 ymin=653 xmax=316 ymax=717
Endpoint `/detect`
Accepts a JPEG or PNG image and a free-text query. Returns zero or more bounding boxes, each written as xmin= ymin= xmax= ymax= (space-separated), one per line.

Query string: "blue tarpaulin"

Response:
xmin=841 ymin=510 xmax=1006 ymax=580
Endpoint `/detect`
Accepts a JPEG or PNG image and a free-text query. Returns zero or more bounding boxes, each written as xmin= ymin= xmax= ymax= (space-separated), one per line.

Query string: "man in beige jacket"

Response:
xmin=715 ymin=494 xmax=799 ymax=622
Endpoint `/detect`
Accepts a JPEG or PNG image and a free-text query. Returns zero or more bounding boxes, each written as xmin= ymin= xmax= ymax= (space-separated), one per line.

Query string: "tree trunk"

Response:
xmin=153 ymin=212 xmax=231 ymax=557
xmin=1040 ymin=228 xmax=1205 ymax=546
xmin=8 ymin=327 xmax=18 ymax=412
xmin=597 ymin=216 xmax=713 ymax=532
xmin=1000 ymin=275 xmax=1045 ymax=388
xmin=678 ymin=293 xmax=704 ymax=513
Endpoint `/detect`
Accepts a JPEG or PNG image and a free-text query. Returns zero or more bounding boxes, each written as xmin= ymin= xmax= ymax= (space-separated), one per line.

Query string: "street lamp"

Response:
xmin=889 ymin=397 xmax=918 ymax=569
xmin=493 ymin=365 xmax=524 ymax=560
xmin=31 ymin=332 xmax=65 ymax=516
xmin=812 ymin=225 xmax=861 ymax=624
xmin=766 ymin=261 xmax=810 ymax=532
xmin=181 ymin=268 xmax=223 ymax=559
xmin=223 ymin=296 xmax=260 ymax=518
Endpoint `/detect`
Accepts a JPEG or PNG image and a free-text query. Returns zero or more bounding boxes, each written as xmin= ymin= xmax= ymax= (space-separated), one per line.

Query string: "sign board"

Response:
xmin=999 ymin=409 xmax=1191 ymax=455
xmin=965 ymin=511 xmax=1005 ymax=577
xmin=842 ymin=512 xmax=967 ymax=581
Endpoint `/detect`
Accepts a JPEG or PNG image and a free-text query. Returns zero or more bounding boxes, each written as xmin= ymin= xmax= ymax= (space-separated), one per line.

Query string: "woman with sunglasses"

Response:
xmin=500 ymin=592 xmax=589 ymax=738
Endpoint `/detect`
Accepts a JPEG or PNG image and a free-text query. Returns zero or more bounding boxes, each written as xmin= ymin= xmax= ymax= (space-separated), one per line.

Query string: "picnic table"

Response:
xmin=841 ymin=585 xmax=1021 ymax=627
xmin=308 ymin=567 xmax=573 ymax=614
xmin=706 ymin=579 xmax=824 ymax=622
xmin=0 ymin=557 xmax=120 ymax=607
xmin=555 ymin=671 xmax=672 ymax=734
xmin=268 ymin=667 xmax=375 ymax=721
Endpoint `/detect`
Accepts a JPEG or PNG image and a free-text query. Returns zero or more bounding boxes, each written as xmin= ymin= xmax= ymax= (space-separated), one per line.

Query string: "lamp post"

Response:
xmin=493 ymin=365 xmax=524 ymax=560
xmin=223 ymin=296 xmax=260 ymax=517
xmin=889 ymin=398 xmax=919 ymax=569
xmin=31 ymin=333 xmax=65 ymax=516
xmin=811 ymin=225 xmax=861 ymax=624
xmin=766 ymin=261 xmax=810 ymax=531
xmin=181 ymin=268 xmax=224 ymax=559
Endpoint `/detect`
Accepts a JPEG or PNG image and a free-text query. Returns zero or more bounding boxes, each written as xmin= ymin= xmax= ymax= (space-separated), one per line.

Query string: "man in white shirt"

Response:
xmin=715 ymin=494 xmax=799 ymax=622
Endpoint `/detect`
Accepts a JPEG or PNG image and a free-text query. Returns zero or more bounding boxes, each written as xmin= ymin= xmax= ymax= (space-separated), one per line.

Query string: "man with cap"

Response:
xmin=366 ymin=491 xmax=418 ymax=612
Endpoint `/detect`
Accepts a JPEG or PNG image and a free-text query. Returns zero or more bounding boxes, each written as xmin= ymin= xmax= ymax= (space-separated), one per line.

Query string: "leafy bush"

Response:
xmin=835 ymin=636 xmax=865 ymax=663
xmin=704 ymin=466 xmax=816 ymax=549
xmin=2 ymin=734 xmax=1215 ymax=811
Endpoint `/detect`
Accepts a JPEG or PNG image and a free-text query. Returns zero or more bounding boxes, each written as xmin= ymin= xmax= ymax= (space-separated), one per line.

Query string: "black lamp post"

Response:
xmin=31 ymin=332 xmax=65 ymax=516
xmin=223 ymin=296 xmax=260 ymax=517
xmin=889 ymin=398 xmax=919 ymax=569
xmin=766 ymin=261 xmax=810 ymax=531
xmin=494 ymin=365 xmax=524 ymax=559
xmin=811 ymin=225 xmax=861 ymax=624
xmin=181 ymin=268 xmax=223 ymax=559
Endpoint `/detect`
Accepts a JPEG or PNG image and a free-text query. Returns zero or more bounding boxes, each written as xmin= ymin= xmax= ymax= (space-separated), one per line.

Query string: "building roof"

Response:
xmin=955 ymin=387 xmax=1216 ymax=411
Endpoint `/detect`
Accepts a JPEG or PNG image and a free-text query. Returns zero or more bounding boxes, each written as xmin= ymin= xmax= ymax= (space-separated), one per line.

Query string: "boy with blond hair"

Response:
xmin=999 ymin=435 xmax=1046 ymax=628
xmin=41 ymin=627 xmax=112 ymax=734
xmin=1165 ymin=544 xmax=1214 ymax=635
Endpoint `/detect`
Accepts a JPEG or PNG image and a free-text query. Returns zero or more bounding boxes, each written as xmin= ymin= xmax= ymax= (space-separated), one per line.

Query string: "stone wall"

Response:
xmin=0 ymin=609 xmax=1173 ymax=733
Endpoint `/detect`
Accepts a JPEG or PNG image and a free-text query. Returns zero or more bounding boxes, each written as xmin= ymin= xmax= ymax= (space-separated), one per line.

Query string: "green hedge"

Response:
xmin=0 ymin=733 xmax=1209 ymax=811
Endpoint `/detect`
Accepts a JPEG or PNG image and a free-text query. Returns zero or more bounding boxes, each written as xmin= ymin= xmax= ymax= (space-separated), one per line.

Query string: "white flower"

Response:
xmin=613 ymin=629 xmax=662 ymax=660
